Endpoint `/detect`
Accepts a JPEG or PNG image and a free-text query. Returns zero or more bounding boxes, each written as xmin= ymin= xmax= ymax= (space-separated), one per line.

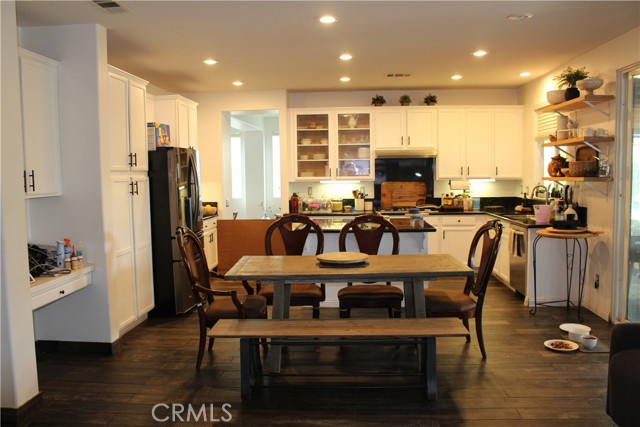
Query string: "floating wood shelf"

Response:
xmin=542 ymin=136 xmax=615 ymax=148
xmin=539 ymin=95 xmax=614 ymax=113
xmin=543 ymin=176 xmax=612 ymax=182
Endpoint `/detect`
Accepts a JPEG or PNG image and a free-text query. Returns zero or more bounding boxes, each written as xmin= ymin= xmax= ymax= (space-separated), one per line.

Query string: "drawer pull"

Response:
xmin=59 ymin=290 xmax=65 ymax=295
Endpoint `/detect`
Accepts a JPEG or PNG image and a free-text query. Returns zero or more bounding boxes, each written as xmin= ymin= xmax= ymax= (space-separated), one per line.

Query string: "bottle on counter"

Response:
xmin=289 ymin=192 xmax=299 ymax=214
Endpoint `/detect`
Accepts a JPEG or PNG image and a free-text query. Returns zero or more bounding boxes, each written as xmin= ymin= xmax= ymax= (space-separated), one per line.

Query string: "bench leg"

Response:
xmin=240 ymin=339 xmax=256 ymax=400
xmin=422 ymin=337 xmax=437 ymax=401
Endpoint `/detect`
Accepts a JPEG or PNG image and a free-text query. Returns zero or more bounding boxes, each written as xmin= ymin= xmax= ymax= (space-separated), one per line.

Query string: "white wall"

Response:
xmin=19 ymin=24 xmax=117 ymax=342
xmin=519 ymin=26 xmax=640 ymax=320
xmin=1 ymin=0 xmax=40 ymax=410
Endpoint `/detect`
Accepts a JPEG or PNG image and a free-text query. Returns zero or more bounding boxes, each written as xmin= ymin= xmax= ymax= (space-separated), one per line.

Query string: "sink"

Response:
xmin=500 ymin=214 xmax=539 ymax=225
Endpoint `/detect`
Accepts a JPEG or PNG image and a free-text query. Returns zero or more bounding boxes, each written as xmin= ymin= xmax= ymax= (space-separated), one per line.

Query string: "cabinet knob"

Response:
xmin=59 ymin=290 xmax=65 ymax=295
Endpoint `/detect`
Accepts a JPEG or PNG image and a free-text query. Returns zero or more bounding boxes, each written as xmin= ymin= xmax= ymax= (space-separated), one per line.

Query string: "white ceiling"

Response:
xmin=15 ymin=1 xmax=640 ymax=94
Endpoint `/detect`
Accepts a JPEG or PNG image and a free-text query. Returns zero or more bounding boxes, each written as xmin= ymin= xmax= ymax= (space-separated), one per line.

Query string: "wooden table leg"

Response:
xmin=240 ymin=338 xmax=254 ymax=400
xmin=403 ymin=280 xmax=415 ymax=318
xmin=412 ymin=278 xmax=426 ymax=318
xmin=423 ymin=337 xmax=437 ymax=400
xmin=266 ymin=280 xmax=290 ymax=373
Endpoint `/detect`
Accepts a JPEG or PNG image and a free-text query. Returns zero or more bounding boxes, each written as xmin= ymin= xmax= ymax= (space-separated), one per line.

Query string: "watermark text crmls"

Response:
xmin=152 ymin=403 xmax=232 ymax=423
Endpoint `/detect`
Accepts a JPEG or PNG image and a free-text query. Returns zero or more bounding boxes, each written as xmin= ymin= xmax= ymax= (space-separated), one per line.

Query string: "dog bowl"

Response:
xmin=568 ymin=325 xmax=591 ymax=342
xmin=581 ymin=335 xmax=598 ymax=349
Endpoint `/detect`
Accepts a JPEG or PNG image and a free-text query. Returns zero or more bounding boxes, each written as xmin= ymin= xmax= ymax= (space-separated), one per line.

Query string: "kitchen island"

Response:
xmin=305 ymin=215 xmax=436 ymax=255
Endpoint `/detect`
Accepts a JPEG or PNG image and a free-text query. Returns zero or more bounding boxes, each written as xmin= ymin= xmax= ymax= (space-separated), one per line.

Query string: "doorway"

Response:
xmin=222 ymin=110 xmax=281 ymax=219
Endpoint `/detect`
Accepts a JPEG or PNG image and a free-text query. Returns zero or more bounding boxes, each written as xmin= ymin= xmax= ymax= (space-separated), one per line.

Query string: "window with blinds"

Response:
xmin=536 ymin=111 xmax=557 ymax=142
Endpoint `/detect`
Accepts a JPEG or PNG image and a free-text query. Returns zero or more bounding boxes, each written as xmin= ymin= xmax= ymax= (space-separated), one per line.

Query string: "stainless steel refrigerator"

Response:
xmin=148 ymin=147 xmax=203 ymax=315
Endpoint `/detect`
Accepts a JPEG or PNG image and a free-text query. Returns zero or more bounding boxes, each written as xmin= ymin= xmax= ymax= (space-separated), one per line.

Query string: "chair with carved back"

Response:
xmin=423 ymin=219 xmax=502 ymax=359
xmin=176 ymin=226 xmax=267 ymax=370
xmin=259 ymin=214 xmax=325 ymax=318
xmin=337 ymin=214 xmax=403 ymax=318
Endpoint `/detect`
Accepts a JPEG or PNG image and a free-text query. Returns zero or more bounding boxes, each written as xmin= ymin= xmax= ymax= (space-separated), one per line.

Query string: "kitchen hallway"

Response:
xmin=26 ymin=279 xmax=615 ymax=427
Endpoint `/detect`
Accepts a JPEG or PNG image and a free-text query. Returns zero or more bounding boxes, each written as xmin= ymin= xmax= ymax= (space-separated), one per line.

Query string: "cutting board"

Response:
xmin=381 ymin=182 xmax=427 ymax=209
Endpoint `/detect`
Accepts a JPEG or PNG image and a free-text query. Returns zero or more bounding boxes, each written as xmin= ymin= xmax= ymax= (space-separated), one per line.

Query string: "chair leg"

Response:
xmin=196 ymin=329 xmax=206 ymax=371
xmin=312 ymin=303 xmax=320 ymax=319
xmin=475 ymin=315 xmax=486 ymax=359
xmin=339 ymin=304 xmax=350 ymax=318
xmin=208 ymin=337 xmax=215 ymax=351
xmin=387 ymin=307 xmax=393 ymax=318
xmin=462 ymin=318 xmax=471 ymax=342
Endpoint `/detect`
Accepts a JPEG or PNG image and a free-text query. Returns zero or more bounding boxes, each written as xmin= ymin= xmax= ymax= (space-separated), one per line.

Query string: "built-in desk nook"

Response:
xmin=30 ymin=265 xmax=94 ymax=310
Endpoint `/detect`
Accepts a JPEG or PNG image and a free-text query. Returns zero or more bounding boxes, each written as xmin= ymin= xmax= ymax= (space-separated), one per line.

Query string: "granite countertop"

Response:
xmin=312 ymin=217 xmax=436 ymax=233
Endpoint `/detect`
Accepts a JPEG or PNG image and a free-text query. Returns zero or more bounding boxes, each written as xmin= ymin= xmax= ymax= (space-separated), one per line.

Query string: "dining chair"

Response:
xmin=259 ymin=214 xmax=325 ymax=318
xmin=337 ymin=214 xmax=403 ymax=318
xmin=423 ymin=219 xmax=502 ymax=359
xmin=176 ymin=226 xmax=267 ymax=370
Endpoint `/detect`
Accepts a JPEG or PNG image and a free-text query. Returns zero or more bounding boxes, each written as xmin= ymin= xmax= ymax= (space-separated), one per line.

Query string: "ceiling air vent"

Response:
xmin=386 ymin=73 xmax=413 ymax=78
xmin=92 ymin=0 xmax=129 ymax=14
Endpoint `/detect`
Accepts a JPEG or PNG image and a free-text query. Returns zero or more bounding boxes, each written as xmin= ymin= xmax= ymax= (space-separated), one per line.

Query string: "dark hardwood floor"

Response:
xmin=26 ymin=279 xmax=617 ymax=427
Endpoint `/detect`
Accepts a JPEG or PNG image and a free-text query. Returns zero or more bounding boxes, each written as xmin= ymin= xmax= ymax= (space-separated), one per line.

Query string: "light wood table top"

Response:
xmin=225 ymin=253 xmax=473 ymax=284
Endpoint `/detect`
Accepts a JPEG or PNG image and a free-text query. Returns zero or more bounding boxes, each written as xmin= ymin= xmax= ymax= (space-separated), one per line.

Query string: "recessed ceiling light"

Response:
xmin=339 ymin=53 xmax=353 ymax=61
xmin=203 ymin=59 xmax=217 ymax=65
xmin=507 ymin=13 xmax=533 ymax=21
xmin=317 ymin=15 xmax=338 ymax=24
xmin=232 ymin=81 xmax=243 ymax=86
xmin=473 ymin=50 xmax=488 ymax=57
xmin=451 ymin=74 xmax=462 ymax=80
xmin=340 ymin=76 xmax=351 ymax=82
xmin=520 ymin=71 xmax=531 ymax=77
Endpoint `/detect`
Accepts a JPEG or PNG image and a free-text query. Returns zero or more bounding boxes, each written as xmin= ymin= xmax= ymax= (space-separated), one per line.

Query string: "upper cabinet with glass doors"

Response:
xmin=291 ymin=110 xmax=373 ymax=181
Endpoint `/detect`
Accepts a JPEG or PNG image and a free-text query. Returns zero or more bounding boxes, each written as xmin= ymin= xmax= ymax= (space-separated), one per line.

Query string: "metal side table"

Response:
xmin=531 ymin=228 xmax=602 ymax=322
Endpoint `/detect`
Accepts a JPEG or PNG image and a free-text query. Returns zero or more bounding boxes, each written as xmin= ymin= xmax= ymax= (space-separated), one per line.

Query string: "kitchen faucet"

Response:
xmin=530 ymin=185 xmax=549 ymax=204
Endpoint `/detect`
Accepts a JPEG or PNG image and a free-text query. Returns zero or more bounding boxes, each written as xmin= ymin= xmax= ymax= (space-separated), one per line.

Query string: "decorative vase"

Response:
xmin=564 ymin=87 xmax=580 ymax=101
xmin=400 ymin=102 xmax=410 ymax=106
xmin=548 ymin=155 xmax=568 ymax=177
xmin=373 ymin=103 xmax=383 ymax=107
xmin=347 ymin=115 xmax=358 ymax=128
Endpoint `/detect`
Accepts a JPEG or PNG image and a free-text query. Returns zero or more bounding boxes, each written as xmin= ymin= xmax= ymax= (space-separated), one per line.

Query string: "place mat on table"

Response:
xmin=559 ymin=334 xmax=609 ymax=353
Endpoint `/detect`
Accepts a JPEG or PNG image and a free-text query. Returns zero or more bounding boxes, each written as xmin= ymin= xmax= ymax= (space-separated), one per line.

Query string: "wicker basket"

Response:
xmin=569 ymin=160 xmax=598 ymax=177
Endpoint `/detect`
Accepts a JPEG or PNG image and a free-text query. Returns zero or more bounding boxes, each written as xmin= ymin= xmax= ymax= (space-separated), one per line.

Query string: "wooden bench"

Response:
xmin=209 ymin=318 xmax=468 ymax=400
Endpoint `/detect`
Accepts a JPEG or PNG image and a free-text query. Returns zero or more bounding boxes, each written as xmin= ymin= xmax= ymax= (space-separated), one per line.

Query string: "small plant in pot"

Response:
xmin=424 ymin=93 xmax=438 ymax=105
xmin=371 ymin=94 xmax=386 ymax=106
xmin=554 ymin=66 xmax=589 ymax=101
xmin=399 ymin=95 xmax=412 ymax=106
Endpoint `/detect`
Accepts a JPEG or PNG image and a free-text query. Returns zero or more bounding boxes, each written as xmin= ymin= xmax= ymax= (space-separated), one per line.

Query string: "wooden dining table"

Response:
xmin=224 ymin=253 xmax=474 ymax=371
xmin=225 ymin=253 xmax=473 ymax=319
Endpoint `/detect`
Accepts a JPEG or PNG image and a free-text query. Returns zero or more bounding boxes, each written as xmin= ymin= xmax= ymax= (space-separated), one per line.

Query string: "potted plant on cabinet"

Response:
xmin=424 ymin=93 xmax=438 ymax=105
xmin=554 ymin=66 xmax=589 ymax=101
xmin=371 ymin=94 xmax=386 ymax=107
xmin=399 ymin=95 xmax=412 ymax=106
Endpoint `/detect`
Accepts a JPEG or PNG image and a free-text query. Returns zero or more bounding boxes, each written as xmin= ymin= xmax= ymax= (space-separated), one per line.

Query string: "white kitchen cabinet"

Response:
xmin=154 ymin=95 xmax=199 ymax=149
xmin=437 ymin=107 xmax=523 ymax=180
xmin=494 ymin=108 xmax=524 ymax=179
xmin=374 ymin=107 xmax=437 ymax=153
xmin=492 ymin=221 xmax=511 ymax=284
xmin=19 ymin=49 xmax=62 ymax=198
xmin=436 ymin=109 xmax=466 ymax=179
xmin=291 ymin=110 xmax=373 ymax=181
xmin=465 ymin=109 xmax=494 ymax=178
xmin=107 ymin=66 xmax=149 ymax=173
xmin=428 ymin=215 xmax=485 ymax=263
xmin=202 ymin=216 xmax=218 ymax=269
xmin=110 ymin=173 xmax=154 ymax=332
